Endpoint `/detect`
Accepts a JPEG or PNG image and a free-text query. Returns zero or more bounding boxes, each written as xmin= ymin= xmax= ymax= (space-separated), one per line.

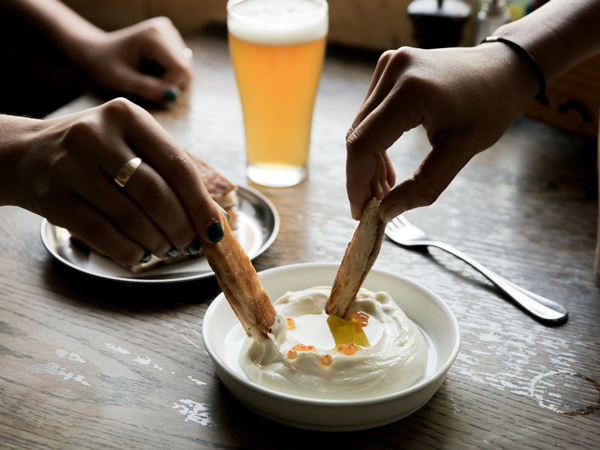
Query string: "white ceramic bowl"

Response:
xmin=202 ymin=262 xmax=460 ymax=431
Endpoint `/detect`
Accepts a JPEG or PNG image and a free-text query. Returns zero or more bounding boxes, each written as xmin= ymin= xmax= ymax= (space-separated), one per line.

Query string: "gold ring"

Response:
xmin=114 ymin=157 xmax=142 ymax=188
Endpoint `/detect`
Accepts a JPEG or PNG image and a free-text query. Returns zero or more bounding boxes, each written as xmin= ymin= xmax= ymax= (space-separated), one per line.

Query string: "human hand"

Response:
xmin=5 ymin=98 xmax=223 ymax=267
xmin=74 ymin=17 xmax=193 ymax=105
xmin=346 ymin=44 xmax=538 ymax=221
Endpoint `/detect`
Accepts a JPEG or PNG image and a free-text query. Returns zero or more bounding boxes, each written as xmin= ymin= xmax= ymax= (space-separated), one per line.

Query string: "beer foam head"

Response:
xmin=227 ymin=0 xmax=328 ymax=46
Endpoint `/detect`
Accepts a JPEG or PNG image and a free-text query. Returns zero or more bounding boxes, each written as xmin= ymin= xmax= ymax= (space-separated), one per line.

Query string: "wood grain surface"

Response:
xmin=1 ymin=27 xmax=599 ymax=449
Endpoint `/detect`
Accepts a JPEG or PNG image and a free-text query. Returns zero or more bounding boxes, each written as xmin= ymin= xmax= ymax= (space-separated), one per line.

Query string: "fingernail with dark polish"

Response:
xmin=140 ymin=250 xmax=152 ymax=264
xmin=163 ymin=87 xmax=179 ymax=103
xmin=219 ymin=205 xmax=231 ymax=222
xmin=165 ymin=246 xmax=179 ymax=259
xmin=207 ymin=221 xmax=224 ymax=243
xmin=185 ymin=237 xmax=202 ymax=255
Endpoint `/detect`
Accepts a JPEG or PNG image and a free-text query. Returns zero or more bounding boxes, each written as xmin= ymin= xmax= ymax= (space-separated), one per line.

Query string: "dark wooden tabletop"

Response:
xmin=1 ymin=27 xmax=599 ymax=449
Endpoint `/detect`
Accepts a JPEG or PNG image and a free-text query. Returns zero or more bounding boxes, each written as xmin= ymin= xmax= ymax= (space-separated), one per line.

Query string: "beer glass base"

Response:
xmin=247 ymin=164 xmax=307 ymax=188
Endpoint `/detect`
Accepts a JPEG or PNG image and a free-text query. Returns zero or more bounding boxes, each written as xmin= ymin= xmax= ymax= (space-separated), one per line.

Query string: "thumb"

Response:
xmin=380 ymin=142 xmax=473 ymax=222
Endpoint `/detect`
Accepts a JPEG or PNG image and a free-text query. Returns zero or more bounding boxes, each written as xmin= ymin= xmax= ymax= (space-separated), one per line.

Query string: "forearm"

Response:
xmin=2 ymin=0 xmax=104 ymax=64
xmin=493 ymin=0 xmax=600 ymax=86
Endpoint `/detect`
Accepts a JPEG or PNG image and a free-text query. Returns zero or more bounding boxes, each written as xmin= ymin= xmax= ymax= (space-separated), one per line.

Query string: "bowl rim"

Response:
xmin=202 ymin=261 xmax=461 ymax=406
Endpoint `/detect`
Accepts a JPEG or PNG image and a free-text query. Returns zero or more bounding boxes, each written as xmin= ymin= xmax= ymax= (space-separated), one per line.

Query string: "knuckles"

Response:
xmin=378 ymin=47 xmax=415 ymax=74
xmin=143 ymin=16 xmax=176 ymax=36
xmin=136 ymin=17 xmax=180 ymax=52
xmin=167 ymin=152 xmax=198 ymax=182
xmin=60 ymin=115 xmax=103 ymax=148
xmin=345 ymin=128 xmax=362 ymax=155
xmin=62 ymin=98 xmax=141 ymax=146
xmin=100 ymin=97 xmax=140 ymax=121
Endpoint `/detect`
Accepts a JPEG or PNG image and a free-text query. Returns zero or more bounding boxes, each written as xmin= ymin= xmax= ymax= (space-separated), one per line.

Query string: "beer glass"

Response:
xmin=227 ymin=0 xmax=328 ymax=187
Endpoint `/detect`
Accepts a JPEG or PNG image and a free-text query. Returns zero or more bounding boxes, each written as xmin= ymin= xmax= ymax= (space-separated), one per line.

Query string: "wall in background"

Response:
xmin=62 ymin=0 xmax=478 ymax=51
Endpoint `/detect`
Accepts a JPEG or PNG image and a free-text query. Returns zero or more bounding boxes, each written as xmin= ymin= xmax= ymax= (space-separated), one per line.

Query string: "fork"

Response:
xmin=385 ymin=216 xmax=568 ymax=323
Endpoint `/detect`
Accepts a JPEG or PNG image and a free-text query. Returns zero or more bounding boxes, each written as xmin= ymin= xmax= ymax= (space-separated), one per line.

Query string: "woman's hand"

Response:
xmin=73 ymin=17 xmax=193 ymax=105
xmin=346 ymin=0 xmax=600 ymax=223
xmin=346 ymin=44 xmax=538 ymax=222
xmin=2 ymin=98 xmax=223 ymax=267
xmin=3 ymin=1 xmax=194 ymax=106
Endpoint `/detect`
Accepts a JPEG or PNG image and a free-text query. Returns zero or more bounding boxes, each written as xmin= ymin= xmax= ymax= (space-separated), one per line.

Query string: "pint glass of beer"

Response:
xmin=227 ymin=0 xmax=328 ymax=187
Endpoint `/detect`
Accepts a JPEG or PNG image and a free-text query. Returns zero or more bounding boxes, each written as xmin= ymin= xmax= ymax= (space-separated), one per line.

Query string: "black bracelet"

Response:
xmin=481 ymin=36 xmax=547 ymax=101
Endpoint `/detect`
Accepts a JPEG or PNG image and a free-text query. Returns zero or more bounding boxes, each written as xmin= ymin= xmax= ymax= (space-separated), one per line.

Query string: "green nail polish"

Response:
xmin=140 ymin=250 xmax=152 ymax=264
xmin=185 ymin=237 xmax=202 ymax=255
xmin=165 ymin=246 xmax=179 ymax=258
xmin=219 ymin=205 xmax=231 ymax=222
xmin=162 ymin=87 xmax=179 ymax=103
xmin=207 ymin=221 xmax=224 ymax=243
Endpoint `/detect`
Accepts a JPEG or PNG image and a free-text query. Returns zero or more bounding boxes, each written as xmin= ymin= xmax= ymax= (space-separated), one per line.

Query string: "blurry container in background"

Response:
xmin=475 ymin=0 xmax=511 ymax=43
xmin=407 ymin=0 xmax=472 ymax=49
xmin=506 ymin=0 xmax=535 ymax=21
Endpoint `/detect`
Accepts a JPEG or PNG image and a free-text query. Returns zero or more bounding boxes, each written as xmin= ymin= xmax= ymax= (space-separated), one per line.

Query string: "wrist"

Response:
xmin=471 ymin=43 xmax=541 ymax=113
xmin=0 ymin=115 xmax=43 ymax=207
xmin=54 ymin=21 xmax=106 ymax=71
xmin=480 ymin=36 xmax=546 ymax=101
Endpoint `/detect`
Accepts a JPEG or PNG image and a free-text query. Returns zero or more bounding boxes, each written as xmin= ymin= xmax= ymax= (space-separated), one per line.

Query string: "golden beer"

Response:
xmin=227 ymin=0 xmax=328 ymax=187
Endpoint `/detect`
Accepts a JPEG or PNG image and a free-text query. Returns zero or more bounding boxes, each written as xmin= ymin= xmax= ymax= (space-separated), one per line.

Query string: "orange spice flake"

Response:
xmin=292 ymin=344 xmax=317 ymax=353
xmin=336 ymin=342 xmax=361 ymax=356
xmin=351 ymin=311 xmax=370 ymax=329
xmin=286 ymin=317 xmax=296 ymax=330
xmin=319 ymin=354 xmax=333 ymax=367
xmin=287 ymin=344 xmax=318 ymax=360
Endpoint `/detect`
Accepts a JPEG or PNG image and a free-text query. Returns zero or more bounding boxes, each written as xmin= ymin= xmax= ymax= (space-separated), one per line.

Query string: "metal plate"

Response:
xmin=40 ymin=185 xmax=279 ymax=283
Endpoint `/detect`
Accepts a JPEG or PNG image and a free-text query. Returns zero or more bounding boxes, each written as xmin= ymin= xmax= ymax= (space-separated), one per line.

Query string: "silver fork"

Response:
xmin=385 ymin=216 xmax=568 ymax=323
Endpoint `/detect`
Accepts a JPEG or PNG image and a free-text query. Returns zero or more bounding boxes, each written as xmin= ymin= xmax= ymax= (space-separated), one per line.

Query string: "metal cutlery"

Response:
xmin=385 ymin=216 xmax=569 ymax=323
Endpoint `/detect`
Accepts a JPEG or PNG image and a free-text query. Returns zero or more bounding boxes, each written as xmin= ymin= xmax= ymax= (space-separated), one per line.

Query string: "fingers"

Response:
xmin=349 ymin=54 xmax=427 ymax=157
xmin=379 ymin=141 xmax=473 ymax=222
xmin=106 ymin=99 xmax=224 ymax=246
xmin=115 ymin=69 xmax=184 ymax=106
xmin=382 ymin=152 xmax=396 ymax=194
xmin=346 ymin=151 xmax=395 ymax=220
xmin=135 ymin=17 xmax=192 ymax=103
xmin=346 ymin=49 xmax=421 ymax=220
xmin=105 ymin=17 xmax=193 ymax=105
xmin=42 ymin=190 xmax=150 ymax=267
xmin=347 ymin=47 xmax=478 ymax=222
xmin=143 ymin=17 xmax=193 ymax=86
xmin=39 ymin=98 xmax=224 ymax=265
xmin=347 ymin=50 xmax=396 ymax=140
xmin=72 ymin=209 xmax=147 ymax=267
xmin=74 ymin=166 xmax=173 ymax=258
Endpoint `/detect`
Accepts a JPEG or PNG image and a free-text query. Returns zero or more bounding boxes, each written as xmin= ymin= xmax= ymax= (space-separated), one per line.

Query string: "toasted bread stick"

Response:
xmin=326 ymin=198 xmax=386 ymax=318
xmin=202 ymin=213 xmax=275 ymax=341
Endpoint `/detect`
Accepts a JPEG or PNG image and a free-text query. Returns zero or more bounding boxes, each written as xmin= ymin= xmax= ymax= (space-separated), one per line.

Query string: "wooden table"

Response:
xmin=2 ymin=27 xmax=599 ymax=449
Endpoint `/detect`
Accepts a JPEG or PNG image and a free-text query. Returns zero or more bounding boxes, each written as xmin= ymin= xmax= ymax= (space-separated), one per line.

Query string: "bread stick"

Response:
xmin=326 ymin=198 xmax=386 ymax=318
xmin=202 ymin=213 xmax=275 ymax=341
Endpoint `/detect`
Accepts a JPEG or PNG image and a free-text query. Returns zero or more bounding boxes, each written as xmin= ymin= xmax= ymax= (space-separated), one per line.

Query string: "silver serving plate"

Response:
xmin=40 ymin=185 xmax=279 ymax=283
